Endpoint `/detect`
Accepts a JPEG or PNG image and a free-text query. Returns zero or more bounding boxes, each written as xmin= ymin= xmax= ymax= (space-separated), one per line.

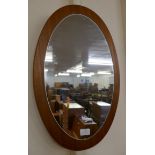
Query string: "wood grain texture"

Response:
xmin=33 ymin=5 xmax=120 ymax=151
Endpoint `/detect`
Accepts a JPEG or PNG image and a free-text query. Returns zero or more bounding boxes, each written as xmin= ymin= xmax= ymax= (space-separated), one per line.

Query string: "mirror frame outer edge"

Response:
xmin=33 ymin=5 xmax=120 ymax=151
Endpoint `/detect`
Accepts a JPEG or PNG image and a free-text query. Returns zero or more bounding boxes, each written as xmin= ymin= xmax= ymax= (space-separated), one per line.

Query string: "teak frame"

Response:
xmin=33 ymin=5 xmax=120 ymax=150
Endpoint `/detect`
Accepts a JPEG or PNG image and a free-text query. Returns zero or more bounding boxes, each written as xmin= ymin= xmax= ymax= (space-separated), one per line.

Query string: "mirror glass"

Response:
xmin=44 ymin=15 xmax=114 ymax=139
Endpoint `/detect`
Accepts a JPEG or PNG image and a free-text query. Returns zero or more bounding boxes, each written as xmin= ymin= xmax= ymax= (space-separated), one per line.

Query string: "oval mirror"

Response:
xmin=33 ymin=5 xmax=120 ymax=150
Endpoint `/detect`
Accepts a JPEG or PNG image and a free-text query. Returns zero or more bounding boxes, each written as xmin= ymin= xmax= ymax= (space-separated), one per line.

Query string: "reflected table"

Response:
xmin=91 ymin=101 xmax=111 ymax=125
xmin=72 ymin=116 xmax=98 ymax=139
xmin=63 ymin=103 xmax=85 ymax=130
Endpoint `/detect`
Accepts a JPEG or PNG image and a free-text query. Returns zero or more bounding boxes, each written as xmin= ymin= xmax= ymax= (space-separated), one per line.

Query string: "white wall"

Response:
xmin=29 ymin=0 xmax=126 ymax=155
xmin=28 ymin=1 xmax=71 ymax=155
xmin=45 ymin=71 xmax=114 ymax=89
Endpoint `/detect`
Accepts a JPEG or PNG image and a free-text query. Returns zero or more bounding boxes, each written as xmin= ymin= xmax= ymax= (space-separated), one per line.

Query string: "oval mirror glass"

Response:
xmin=44 ymin=14 xmax=114 ymax=139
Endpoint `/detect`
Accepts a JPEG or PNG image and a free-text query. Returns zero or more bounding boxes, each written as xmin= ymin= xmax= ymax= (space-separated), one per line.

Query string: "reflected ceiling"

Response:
xmin=44 ymin=15 xmax=113 ymax=75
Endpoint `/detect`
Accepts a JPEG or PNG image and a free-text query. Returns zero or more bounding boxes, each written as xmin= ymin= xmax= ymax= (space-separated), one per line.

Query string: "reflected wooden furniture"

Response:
xmin=63 ymin=103 xmax=85 ymax=130
xmin=47 ymin=89 xmax=55 ymax=101
xmin=92 ymin=101 xmax=111 ymax=125
xmin=72 ymin=116 xmax=98 ymax=139
xmin=52 ymin=110 xmax=63 ymax=127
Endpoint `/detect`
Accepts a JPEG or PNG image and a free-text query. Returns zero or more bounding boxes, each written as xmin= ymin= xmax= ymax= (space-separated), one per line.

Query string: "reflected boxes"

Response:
xmin=72 ymin=116 xmax=98 ymax=139
xmin=63 ymin=103 xmax=85 ymax=130
xmin=54 ymin=82 xmax=69 ymax=88
xmin=92 ymin=101 xmax=111 ymax=125
xmin=62 ymin=102 xmax=98 ymax=139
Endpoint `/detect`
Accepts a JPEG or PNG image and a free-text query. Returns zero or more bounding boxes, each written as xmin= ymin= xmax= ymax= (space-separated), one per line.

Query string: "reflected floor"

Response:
xmin=47 ymin=83 xmax=112 ymax=139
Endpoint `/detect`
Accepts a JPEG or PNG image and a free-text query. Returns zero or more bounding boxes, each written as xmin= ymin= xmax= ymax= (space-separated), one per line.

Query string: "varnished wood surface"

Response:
xmin=33 ymin=5 xmax=120 ymax=150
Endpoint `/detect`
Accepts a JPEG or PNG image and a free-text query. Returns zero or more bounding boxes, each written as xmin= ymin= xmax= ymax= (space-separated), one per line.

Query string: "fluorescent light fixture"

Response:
xmin=88 ymin=58 xmax=113 ymax=66
xmin=81 ymin=72 xmax=94 ymax=77
xmin=44 ymin=69 xmax=48 ymax=72
xmin=97 ymin=71 xmax=112 ymax=75
xmin=90 ymin=72 xmax=95 ymax=76
xmin=45 ymin=52 xmax=53 ymax=62
xmin=45 ymin=59 xmax=53 ymax=62
xmin=75 ymin=63 xmax=83 ymax=69
xmin=77 ymin=75 xmax=80 ymax=77
xmin=58 ymin=72 xmax=70 ymax=76
xmin=67 ymin=69 xmax=82 ymax=73
xmin=88 ymin=62 xmax=113 ymax=66
xmin=54 ymin=74 xmax=58 ymax=77
xmin=66 ymin=63 xmax=83 ymax=73
xmin=81 ymin=74 xmax=92 ymax=77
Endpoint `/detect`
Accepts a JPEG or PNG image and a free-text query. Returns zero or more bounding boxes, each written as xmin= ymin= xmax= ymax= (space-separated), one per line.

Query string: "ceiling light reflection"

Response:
xmin=67 ymin=69 xmax=82 ymax=73
xmin=97 ymin=71 xmax=112 ymax=75
xmin=58 ymin=72 xmax=70 ymax=76
xmin=88 ymin=58 xmax=113 ymax=66
xmin=81 ymin=72 xmax=94 ymax=77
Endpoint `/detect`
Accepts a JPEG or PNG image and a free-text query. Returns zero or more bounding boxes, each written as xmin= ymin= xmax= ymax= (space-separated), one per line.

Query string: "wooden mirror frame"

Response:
xmin=33 ymin=5 xmax=120 ymax=150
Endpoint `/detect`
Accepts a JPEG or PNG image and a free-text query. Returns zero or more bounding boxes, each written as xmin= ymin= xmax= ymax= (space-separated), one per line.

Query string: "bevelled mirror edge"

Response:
xmin=33 ymin=5 xmax=120 ymax=151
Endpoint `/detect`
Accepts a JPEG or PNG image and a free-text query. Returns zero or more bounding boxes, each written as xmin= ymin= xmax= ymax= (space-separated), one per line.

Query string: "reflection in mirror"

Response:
xmin=44 ymin=15 xmax=114 ymax=139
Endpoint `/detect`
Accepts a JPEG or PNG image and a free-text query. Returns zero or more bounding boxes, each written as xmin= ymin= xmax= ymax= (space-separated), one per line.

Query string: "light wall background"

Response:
xmin=28 ymin=0 xmax=126 ymax=155
xmin=45 ymin=72 xmax=114 ymax=89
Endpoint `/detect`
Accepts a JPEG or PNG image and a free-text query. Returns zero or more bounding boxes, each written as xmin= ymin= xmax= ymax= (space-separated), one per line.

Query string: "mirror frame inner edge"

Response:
xmin=33 ymin=5 xmax=120 ymax=151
